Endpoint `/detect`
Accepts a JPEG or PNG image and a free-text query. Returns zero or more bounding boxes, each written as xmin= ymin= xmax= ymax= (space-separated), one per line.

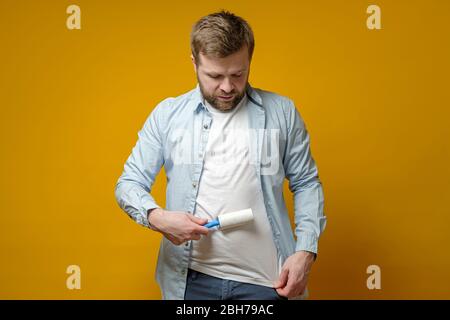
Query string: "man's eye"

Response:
xmin=233 ymin=74 xmax=242 ymax=78
xmin=209 ymin=74 xmax=220 ymax=79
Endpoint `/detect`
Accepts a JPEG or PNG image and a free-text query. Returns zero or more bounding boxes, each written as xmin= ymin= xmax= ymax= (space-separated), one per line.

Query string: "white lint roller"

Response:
xmin=204 ymin=208 xmax=254 ymax=230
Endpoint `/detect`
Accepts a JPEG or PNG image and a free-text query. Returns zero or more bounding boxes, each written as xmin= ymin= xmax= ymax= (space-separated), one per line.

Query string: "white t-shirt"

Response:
xmin=189 ymin=94 xmax=281 ymax=287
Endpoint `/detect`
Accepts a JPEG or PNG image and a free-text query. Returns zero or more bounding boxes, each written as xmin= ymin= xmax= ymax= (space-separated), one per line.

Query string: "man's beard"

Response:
xmin=198 ymin=80 xmax=246 ymax=112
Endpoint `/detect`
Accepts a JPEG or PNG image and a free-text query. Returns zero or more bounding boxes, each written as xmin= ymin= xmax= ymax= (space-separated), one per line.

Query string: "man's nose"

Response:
xmin=219 ymin=78 xmax=234 ymax=94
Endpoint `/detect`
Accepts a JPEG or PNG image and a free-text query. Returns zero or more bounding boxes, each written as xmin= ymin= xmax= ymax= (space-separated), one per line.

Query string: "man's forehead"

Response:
xmin=197 ymin=46 xmax=249 ymax=68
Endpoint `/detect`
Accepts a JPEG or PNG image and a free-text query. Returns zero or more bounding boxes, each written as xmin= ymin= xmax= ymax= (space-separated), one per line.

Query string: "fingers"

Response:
xmin=274 ymin=268 xmax=289 ymax=289
xmin=191 ymin=233 xmax=201 ymax=241
xmin=186 ymin=213 xmax=209 ymax=236
xmin=275 ymin=268 xmax=292 ymax=297
xmin=163 ymin=229 xmax=205 ymax=246
xmin=276 ymin=270 xmax=307 ymax=298
xmin=163 ymin=233 xmax=182 ymax=246
xmin=167 ymin=233 xmax=202 ymax=245
xmin=193 ymin=225 xmax=209 ymax=236
xmin=162 ymin=213 xmax=210 ymax=245
xmin=276 ymin=285 xmax=291 ymax=297
xmin=186 ymin=213 xmax=208 ymax=225
xmin=276 ymin=284 xmax=291 ymax=297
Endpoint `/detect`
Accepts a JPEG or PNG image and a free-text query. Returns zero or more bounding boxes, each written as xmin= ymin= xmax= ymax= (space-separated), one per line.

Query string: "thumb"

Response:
xmin=274 ymin=268 xmax=289 ymax=288
xmin=186 ymin=213 xmax=208 ymax=225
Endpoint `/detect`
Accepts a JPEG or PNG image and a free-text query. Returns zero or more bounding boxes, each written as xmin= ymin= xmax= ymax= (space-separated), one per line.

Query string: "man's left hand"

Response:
xmin=274 ymin=250 xmax=315 ymax=298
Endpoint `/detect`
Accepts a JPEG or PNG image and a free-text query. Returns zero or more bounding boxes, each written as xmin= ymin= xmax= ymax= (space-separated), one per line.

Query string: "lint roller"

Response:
xmin=204 ymin=208 xmax=254 ymax=230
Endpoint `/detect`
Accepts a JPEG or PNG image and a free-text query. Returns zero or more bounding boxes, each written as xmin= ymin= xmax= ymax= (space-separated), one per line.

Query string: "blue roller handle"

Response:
xmin=204 ymin=219 xmax=220 ymax=228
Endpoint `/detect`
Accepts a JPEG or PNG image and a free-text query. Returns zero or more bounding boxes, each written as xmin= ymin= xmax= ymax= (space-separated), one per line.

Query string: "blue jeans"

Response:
xmin=184 ymin=268 xmax=288 ymax=300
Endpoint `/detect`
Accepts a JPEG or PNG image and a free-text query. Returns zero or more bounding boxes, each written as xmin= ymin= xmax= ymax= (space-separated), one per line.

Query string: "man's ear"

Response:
xmin=190 ymin=54 xmax=197 ymax=73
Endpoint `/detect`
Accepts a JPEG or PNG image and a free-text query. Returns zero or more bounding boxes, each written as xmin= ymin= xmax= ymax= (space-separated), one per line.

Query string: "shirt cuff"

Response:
xmin=295 ymin=231 xmax=319 ymax=255
xmin=142 ymin=201 xmax=161 ymax=230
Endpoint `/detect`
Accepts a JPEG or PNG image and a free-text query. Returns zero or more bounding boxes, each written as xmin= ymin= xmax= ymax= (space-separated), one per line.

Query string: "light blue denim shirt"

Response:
xmin=115 ymin=83 xmax=327 ymax=300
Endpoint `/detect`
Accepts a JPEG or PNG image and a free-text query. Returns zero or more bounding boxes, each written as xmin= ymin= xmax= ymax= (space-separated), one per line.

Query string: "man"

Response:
xmin=115 ymin=11 xmax=327 ymax=300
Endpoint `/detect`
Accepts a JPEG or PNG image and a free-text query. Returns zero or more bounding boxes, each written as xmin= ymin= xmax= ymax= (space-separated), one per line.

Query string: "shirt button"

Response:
xmin=185 ymin=241 xmax=190 ymax=247
xmin=192 ymin=182 xmax=197 ymax=188
xmin=203 ymin=124 xmax=209 ymax=130
xmin=181 ymin=269 xmax=186 ymax=275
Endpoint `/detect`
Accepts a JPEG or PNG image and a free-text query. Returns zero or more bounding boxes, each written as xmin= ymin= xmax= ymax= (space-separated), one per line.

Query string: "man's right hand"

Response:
xmin=148 ymin=208 xmax=209 ymax=245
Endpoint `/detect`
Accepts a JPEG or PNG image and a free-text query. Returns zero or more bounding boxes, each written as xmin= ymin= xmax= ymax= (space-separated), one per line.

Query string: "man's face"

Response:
xmin=193 ymin=45 xmax=250 ymax=112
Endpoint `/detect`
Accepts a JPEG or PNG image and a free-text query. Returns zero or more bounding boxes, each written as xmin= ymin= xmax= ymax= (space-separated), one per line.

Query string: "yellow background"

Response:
xmin=1 ymin=0 xmax=449 ymax=299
